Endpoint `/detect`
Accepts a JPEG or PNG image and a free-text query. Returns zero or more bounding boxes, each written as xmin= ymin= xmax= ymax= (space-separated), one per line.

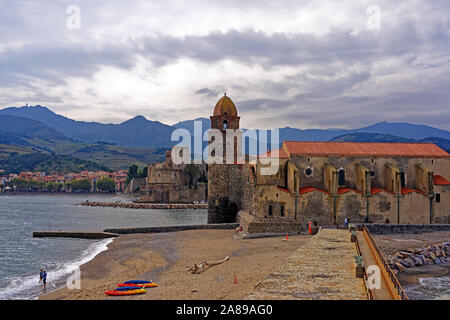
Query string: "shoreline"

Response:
xmin=0 ymin=192 xmax=134 ymax=197
xmin=78 ymin=201 xmax=208 ymax=210
xmin=40 ymin=229 xmax=311 ymax=300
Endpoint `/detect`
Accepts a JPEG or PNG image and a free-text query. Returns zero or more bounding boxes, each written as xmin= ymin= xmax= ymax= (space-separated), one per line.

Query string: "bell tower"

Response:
xmin=207 ymin=93 xmax=242 ymax=223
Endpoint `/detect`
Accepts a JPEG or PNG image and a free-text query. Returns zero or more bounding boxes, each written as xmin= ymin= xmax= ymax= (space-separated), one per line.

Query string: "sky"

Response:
xmin=0 ymin=0 xmax=449 ymax=130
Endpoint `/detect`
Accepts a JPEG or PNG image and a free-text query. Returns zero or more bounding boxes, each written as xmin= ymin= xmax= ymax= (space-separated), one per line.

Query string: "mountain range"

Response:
xmin=0 ymin=104 xmax=449 ymax=171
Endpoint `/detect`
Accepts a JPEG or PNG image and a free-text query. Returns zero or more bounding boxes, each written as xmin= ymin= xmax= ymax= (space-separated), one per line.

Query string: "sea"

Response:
xmin=403 ymin=276 xmax=450 ymax=300
xmin=0 ymin=194 xmax=207 ymax=300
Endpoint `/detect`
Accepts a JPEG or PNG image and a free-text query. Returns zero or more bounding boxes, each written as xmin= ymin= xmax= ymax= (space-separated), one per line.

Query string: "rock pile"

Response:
xmin=389 ymin=242 xmax=450 ymax=275
xmin=78 ymin=201 xmax=208 ymax=210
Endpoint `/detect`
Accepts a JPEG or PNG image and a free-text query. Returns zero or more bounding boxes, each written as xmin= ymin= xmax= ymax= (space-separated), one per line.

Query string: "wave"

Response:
xmin=405 ymin=276 xmax=450 ymax=300
xmin=0 ymin=238 xmax=113 ymax=300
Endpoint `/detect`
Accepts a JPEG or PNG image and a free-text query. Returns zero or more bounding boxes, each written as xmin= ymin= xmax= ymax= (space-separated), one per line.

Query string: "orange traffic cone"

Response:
xmin=286 ymin=233 xmax=289 ymax=240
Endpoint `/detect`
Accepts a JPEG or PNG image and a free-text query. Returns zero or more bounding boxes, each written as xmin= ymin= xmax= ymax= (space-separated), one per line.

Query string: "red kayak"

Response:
xmin=117 ymin=282 xmax=158 ymax=288
xmin=105 ymin=286 xmax=146 ymax=296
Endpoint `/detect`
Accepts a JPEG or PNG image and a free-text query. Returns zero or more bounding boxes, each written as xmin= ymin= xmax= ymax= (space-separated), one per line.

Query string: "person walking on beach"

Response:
xmin=42 ymin=270 xmax=47 ymax=290
xmin=39 ymin=269 xmax=44 ymax=283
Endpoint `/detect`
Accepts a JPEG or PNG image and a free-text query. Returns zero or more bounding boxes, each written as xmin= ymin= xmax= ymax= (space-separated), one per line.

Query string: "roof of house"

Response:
xmin=434 ymin=175 xmax=450 ymax=186
xmin=282 ymin=141 xmax=450 ymax=158
xmin=259 ymin=148 xmax=289 ymax=159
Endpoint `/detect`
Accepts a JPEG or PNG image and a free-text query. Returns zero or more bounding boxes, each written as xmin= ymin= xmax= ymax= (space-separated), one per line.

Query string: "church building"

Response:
xmin=206 ymin=94 xmax=450 ymax=233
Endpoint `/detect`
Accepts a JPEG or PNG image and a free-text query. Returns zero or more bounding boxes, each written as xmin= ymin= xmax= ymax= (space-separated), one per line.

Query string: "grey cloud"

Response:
xmin=195 ymin=88 xmax=219 ymax=98
xmin=239 ymin=92 xmax=450 ymax=130
xmin=0 ymin=43 xmax=136 ymax=87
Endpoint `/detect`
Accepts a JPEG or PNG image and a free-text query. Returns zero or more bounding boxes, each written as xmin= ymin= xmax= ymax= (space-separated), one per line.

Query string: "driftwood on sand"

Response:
xmin=188 ymin=256 xmax=230 ymax=274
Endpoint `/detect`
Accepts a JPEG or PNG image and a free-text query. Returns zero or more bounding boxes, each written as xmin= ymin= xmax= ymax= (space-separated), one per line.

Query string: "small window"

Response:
xmin=281 ymin=205 xmax=285 ymax=217
xmin=338 ymin=169 xmax=346 ymax=186
xmin=269 ymin=205 xmax=273 ymax=216
xmin=436 ymin=194 xmax=441 ymax=203
xmin=400 ymin=172 xmax=406 ymax=188
xmin=223 ymin=120 xmax=228 ymax=129
xmin=370 ymin=171 xmax=375 ymax=178
xmin=305 ymin=167 xmax=313 ymax=176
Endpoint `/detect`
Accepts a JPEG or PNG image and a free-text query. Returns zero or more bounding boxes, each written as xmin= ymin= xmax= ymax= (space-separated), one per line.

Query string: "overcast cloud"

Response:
xmin=0 ymin=0 xmax=449 ymax=129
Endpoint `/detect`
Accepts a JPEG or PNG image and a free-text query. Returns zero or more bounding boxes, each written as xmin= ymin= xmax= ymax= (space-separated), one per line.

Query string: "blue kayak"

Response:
xmin=123 ymin=280 xmax=152 ymax=284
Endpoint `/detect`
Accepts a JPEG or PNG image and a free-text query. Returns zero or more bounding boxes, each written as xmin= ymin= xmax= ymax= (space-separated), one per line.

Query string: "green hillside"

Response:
xmin=0 ymin=152 xmax=111 ymax=175
xmin=0 ymin=115 xmax=167 ymax=170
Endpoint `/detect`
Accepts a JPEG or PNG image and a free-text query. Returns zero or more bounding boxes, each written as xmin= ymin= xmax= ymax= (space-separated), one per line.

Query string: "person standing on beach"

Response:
xmin=39 ymin=269 xmax=44 ymax=283
xmin=42 ymin=270 xmax=47 ymax=289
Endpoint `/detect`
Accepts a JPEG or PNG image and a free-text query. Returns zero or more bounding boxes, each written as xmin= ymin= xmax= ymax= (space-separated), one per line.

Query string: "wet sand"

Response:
xmin=40 ymin=230 xmax=310 ymax=300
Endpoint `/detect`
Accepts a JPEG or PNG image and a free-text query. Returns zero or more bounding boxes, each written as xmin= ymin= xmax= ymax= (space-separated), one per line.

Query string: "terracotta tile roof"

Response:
xmin=299 ymin=186 xmax=329 ymax=195
xmin=259 ymin=149 xmax=289 ymax=159
xmin=434 ymin=175 xmax=450 ymax=186
xmin=338 ymin=187 xmax=361 ymax=195
xmin=371 ymin=187 xmax=394 ymax=195
xmin=277 ymin=187 xmax=291 ymax=194
xmin=282 ymin=141 xmax=450 ymax=158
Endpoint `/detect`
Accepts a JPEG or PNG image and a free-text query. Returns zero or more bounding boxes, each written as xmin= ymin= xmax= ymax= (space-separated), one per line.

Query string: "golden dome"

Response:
xmin=213 ymin=94 xmax=237 ymax=116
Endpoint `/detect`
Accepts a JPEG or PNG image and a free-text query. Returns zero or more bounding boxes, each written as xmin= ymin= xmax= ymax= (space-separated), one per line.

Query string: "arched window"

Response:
xmin=338 ymin=169 xmax=345 ymax=186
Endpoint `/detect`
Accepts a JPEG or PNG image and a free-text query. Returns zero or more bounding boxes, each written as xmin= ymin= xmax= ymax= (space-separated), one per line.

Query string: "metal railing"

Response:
xmin=363 ymin=225 xmax=409 ymax=300
xmin=353 ymin=232 xmax=375 ymax=300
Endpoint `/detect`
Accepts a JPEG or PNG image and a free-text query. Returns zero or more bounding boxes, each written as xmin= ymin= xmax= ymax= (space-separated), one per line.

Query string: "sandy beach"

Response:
xmin=40 ymin=230 xmax=310 ymax=300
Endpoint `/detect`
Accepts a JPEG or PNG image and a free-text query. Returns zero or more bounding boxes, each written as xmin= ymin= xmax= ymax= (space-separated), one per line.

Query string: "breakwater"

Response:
xmin=78 ymin=201 xmax=208 ymax=210
xmin=389 ymin=242 xmax=450 ymax=275
xmin=104 ymin=223 xmax=239 ymax=234
xmin=33 ymin=231 xmax=119 ymax=239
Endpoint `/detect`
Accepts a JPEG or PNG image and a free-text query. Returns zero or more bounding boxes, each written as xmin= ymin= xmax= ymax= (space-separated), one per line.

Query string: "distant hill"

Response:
xmin=0 ymin=106 xmax=174 ymax=148
xmin=0 ymin=105 xmax=110 ymax=138
xmin=0 ymin=115 xmax=70 ymax=142
xmin=0 ymin=114 xmax=166 ymax=169
xmin=1 ymin=104 xmax=450 ymax=154
xmin=0 ymin=152 xmax=110 ymax=175
xmin=330 ymin=132 xmax=450 ymax=152
xmin=173 ymin=117 xmax=211 ymax=132
xmin=352 ymin=121 xmax=450 ymax=140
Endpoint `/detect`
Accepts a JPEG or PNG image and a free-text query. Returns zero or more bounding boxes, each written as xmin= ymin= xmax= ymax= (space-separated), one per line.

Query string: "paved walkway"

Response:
xmin=246 ymin=229 xmax=367 ymax=300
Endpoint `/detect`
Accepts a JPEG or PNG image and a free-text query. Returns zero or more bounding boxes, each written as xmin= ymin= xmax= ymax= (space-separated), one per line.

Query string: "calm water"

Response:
xmin=0 ymin=194 xmax=207 ymax=300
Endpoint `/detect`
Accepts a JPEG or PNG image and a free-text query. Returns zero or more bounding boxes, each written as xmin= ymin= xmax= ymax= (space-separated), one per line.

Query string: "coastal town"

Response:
xmin=0 ymin=169 xmax=128 ymax=193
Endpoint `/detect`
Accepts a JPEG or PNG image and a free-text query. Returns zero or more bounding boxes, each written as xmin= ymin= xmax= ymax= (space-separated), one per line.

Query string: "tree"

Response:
xmin=10 ymin=178 xmax=27 ymax=191
xmin=126 ymin=164 xmax=148 ymax=185
xmin=96 ymin=177 xmax=116 ymax=192
xmin=46 ymin=181 xmax=63 ymax=192
xmin=126 ymin=164 xmax=139 ymax=185
xmin=68 ymin=179 xmax=91 ymax=192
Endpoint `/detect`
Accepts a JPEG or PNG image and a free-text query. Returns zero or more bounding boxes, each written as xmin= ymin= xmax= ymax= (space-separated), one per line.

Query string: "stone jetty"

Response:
xmin=78 ymin=201 xmax=208 ymax=210
xmin=33 ymin=231 xmax=119 ymax=239
xmin=388 ymin=241 xmax=450 ymax=275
